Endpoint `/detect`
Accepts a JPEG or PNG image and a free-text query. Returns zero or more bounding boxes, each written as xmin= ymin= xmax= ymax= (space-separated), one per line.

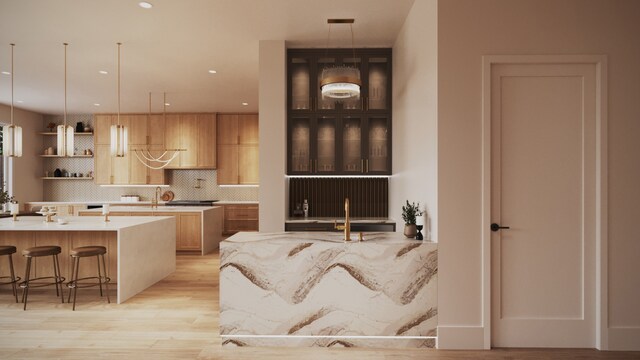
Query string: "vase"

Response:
xmin=404 ymin=224 xmax=417 ymax=238
xmin=76 ymin=122 xmax=84 ymax=133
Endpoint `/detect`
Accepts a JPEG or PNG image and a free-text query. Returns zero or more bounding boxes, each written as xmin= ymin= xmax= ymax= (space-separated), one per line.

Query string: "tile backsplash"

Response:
xmin=42 ymin=115 xmax=259 ymax=202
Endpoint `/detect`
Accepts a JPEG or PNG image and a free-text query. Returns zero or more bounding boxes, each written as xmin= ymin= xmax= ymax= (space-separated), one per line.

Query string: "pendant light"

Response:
xmin=57 ymin=43 xmax=74 ymax=156
xmin=319 ymin=19 xmax=361 ymax=99
xmin=2 ymin=43 xmax=22 ymax=157
xmin=110 ymin=42 xmax=128 ymax=157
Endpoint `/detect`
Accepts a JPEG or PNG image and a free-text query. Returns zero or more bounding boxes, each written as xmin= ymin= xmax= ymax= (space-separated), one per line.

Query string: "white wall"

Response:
xmin=258 ymin=40 xmax=287 ymax=232
xmin=391 ymin=0 xmax=438 ymax=239
xmin=0 ymin=104 xmax=43 ymax=206
xmin=437 ymin=0 xmax=640 ymax=350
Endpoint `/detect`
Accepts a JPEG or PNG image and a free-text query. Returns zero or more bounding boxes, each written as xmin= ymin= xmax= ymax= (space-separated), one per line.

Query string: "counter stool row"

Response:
xmin=0 ymin=245 xmax=110 ymax=310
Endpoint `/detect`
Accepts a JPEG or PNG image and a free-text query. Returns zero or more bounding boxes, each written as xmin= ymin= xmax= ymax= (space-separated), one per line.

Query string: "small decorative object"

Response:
xmin=47 ymin=122 xmax=57 ymax=131
xmin=102 ymin=204 xmax=110 ymax=222
xmin=303 ymin=199 xmax=309 ymax=217
xmin=401 ymin=200 xmax=423 ymax=238
xmin=86 ymin=149 xmax=93 ymax=156
xmin=293 ymin=203 xmax=304 ymax=217
xmin=415 ymin=225 xmax=424 ymax=240
xmin=62 ymin=169 xmax=69 ymax=177
xmin=10 ymin=201 xmax=19 ymax=221
xmin=87 ymin=171 xmax=94 ymax=178
xmin=84 ymin=125 xmax=91 ymax=132
xmin=76 ymin=121 xmax=84 ymax=133
xmin=54 ymin=168 xmax=62 ymax=177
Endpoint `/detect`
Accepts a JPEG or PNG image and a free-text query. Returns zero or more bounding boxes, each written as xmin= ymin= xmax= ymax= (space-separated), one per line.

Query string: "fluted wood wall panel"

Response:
xmin=289 ymin=178 xmax=388 ymax=217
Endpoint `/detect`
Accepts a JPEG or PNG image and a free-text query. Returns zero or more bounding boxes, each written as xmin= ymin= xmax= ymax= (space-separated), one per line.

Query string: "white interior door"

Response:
xmin=491 ymin=62 xmax=597 ymax=347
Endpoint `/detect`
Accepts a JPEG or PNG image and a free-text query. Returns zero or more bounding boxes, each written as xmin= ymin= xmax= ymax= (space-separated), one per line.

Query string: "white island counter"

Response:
xmin=0 ymin=216 xmax=176 ymax=304
xmin=78 ymin=206 xmax=223 ymax=254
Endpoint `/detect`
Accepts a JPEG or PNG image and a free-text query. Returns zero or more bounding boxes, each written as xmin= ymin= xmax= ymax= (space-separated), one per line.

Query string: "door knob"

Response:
xmin=490 ymin=223 xmax=510 ymax=232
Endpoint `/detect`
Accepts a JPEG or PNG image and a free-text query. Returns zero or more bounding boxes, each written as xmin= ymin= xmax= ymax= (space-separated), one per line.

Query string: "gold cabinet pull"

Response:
xmin=361 ymin=159 xmax=364 ymax=173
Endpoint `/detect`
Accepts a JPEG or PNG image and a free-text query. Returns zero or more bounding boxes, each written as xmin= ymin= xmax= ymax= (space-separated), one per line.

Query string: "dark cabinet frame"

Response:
xmin=287 ymin=48 xmax=392 ymax=175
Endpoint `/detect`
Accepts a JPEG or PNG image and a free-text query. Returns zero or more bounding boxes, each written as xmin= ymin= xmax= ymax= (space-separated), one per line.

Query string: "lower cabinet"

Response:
xmin=222 ymin=204 xmax=259 ymax=235
xmin=78 ymin=211 xmax=202 ymax=251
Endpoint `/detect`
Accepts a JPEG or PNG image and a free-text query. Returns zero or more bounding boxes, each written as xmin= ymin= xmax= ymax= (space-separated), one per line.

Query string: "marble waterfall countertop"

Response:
xmin=220 ymin=232 xmax=438 ymax=348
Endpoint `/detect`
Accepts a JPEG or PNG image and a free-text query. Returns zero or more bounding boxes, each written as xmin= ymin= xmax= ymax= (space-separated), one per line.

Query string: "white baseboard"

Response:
xmin=437 ymin=326 xmax=486 ymax=349
xmin=608 ymin=327 xmax=640 ymax=351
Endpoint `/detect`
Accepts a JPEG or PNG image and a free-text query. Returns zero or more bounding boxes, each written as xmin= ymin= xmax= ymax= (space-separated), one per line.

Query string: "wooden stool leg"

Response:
xmin=96 ymin=255 xmax=104 ymax=297
xmin=22 ymin=257 xmax=32 ymax=311
xmin=72 ymin=256 xmax=80 ymax=311
xmin=101 ymin=254 xmax=110 ymax=304
xmin=52 ymin=254 xmax=60 ymax=297
xmin=9 ymin=254 xmax=18 ymax=303
xmin=54 ymin=254 xmax=64 ymax=303
xmin=67 ymin=256 xmax=76 ymax=303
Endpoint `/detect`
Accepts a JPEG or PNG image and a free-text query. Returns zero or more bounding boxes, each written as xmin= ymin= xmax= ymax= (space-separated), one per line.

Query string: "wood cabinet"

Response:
xmin=93 ymin=112 xmax=216 ymax=184
xmin=287 ymin=48 xmax=392 ymax=175
xmin=78 ymin=211 xmax=202 ymax=251
xmin=222 ymin=204 xmax=259 ymax=235
xmin=216 ymin=114 xmax=259 ymax=185
xmin=164 ymin=113 xmax=216 ymax=169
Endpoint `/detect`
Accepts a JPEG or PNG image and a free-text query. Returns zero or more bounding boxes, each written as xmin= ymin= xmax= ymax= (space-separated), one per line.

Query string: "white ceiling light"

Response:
xmin=94 ymin=103 xmax=100 ymax=106
xmin=2 ymin=43 xmax=22 ymax=158
xmin=98 ymin=70 xmax=108 ymax=75
xmin=241 ymin=102 xmax=249 ymax=106
xmin=208 ymin=70 xmax=217 ymax=74
xmin=16 ymin=100 xmax=23 ymax=103
xmin=138 ymin=2 xmax=153 ymax=9
xmin=57 ymin=43 xmax=74 ymax=157
xmin=1 ymin=71 xmax=9 ymax=75
xmin=111 ymin=42 xmax=128 ymax=157
xmin=164 ymin=103 xmax=170 ymax=106
xmin=320 ymin=19 xmax=361 ymax=99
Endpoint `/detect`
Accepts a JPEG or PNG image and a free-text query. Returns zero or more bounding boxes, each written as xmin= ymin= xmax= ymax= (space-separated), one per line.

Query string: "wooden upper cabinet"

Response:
xmin=94 ymin=115 xmax=113 ymax=145
xmin=129 ymin=151 xmax=148 ymax=185
xmin=217 ymin=114 xmax=239 ymax=145
xmin=148 ymin=114 xmax=165 ymax=145
xmin=164 ymin=114 xmax=181 ymax=168
xmin=163 ymin=113 xmax=216 ymax=169
xmin=238 ymin=114 xmax=259 ymax=144
xmin=180 ymin=114 xmax=199 ymax=167
xmin=128 ymin=114 xmax=148 ymax=145
xmin=147 ymin=145 xmax=166 ymax=185
xmin=198 ymin=114 xmax=216 ymax=168
xmin=112 ymin=153 xmax=130 ymax=184
xmin=239 ymin=145 xmax=259 ymax=184
xmin=216 ymin=113 xmax=259 ymax=185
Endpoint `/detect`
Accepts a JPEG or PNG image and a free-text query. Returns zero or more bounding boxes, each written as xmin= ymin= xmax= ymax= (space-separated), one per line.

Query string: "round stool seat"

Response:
xmin=0 ymin=245 xmax=17 ymax=256
xmin=22 ymin=246 xmax=61 ymax=257
xmin=70 ymin=246 xmax=107 ymax=257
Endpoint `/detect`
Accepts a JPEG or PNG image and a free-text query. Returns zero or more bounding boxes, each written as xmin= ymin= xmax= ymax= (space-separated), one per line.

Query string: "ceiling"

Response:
xmin=0 ymin=0 xmax=415 ymax=115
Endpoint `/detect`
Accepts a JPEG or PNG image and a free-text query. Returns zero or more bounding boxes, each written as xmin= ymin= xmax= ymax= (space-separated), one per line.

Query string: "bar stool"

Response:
xmin=19 ymin=245 xmax=65 ymax=310
xmin=67 ymin=246 xmax=110 ymax=311
xmin=0 ymin=246 xmax=21 ymax=303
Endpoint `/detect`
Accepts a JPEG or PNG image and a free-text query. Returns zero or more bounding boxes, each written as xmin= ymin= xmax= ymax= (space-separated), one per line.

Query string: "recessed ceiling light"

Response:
xmin=241 ymin=102 xmax=249 ymax=106
xmin=164 ymin=103 xmax=170 ymax=106
xmin=208 ymin=70 xmax=217 ymax=74
xmin=98 ymin=70 xmax=108 ymax=75
xmin=138 ymin=2 xmax=153 ymax=9
xmin=94 ymin=103 xmax=100 ymax=106
xmin=1 ymin=71 xmax=9 ymax=75
xmin=16 ymin=100 xmax=23 ymax=103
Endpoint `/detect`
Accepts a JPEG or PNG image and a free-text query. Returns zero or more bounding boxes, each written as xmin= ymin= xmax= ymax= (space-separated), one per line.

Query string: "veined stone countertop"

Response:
xmin=26 ymin=200 xmax=258 ymax=205
xmin=78 ymin=206 xmax=220 ymax=213
xmin=220 ymin=231 xmax=437 ymax=348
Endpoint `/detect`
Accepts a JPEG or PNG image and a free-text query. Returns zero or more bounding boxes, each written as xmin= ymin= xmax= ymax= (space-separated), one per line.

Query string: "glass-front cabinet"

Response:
xmin=287 ymin=48 xmax=392 ymax=175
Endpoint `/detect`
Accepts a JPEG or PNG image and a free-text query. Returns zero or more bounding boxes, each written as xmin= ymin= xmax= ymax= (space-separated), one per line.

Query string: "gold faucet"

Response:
xmin=152 ymin=186 xmax=162 ymax=210
xmin=334 ymin=197 xmax=351 ymax=242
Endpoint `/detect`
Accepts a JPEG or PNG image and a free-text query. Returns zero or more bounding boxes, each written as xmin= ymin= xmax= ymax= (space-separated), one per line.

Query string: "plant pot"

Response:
xmin=404 ymin=224 xmax=417 ymax=238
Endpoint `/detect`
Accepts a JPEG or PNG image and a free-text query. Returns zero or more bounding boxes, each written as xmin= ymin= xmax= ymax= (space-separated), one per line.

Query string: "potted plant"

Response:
xmin=401 ymin=200 xmax=423 ymax=238
xmin=0 ymin=185 xmax=15 ymax=213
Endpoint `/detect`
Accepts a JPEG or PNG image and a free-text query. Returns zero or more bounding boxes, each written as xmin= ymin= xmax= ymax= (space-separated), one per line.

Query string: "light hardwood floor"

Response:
xmin=0 ymin=252 xmax=638 ymax=359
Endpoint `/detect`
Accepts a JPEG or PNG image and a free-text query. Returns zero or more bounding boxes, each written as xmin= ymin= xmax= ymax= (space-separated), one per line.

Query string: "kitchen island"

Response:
xmin=220 ymin=232 xmax=438 ymax=348
xmin=0 ymin=216 xmax=176 ymax=304
xmin=78 ymin=206 xmax=222 ymax=254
